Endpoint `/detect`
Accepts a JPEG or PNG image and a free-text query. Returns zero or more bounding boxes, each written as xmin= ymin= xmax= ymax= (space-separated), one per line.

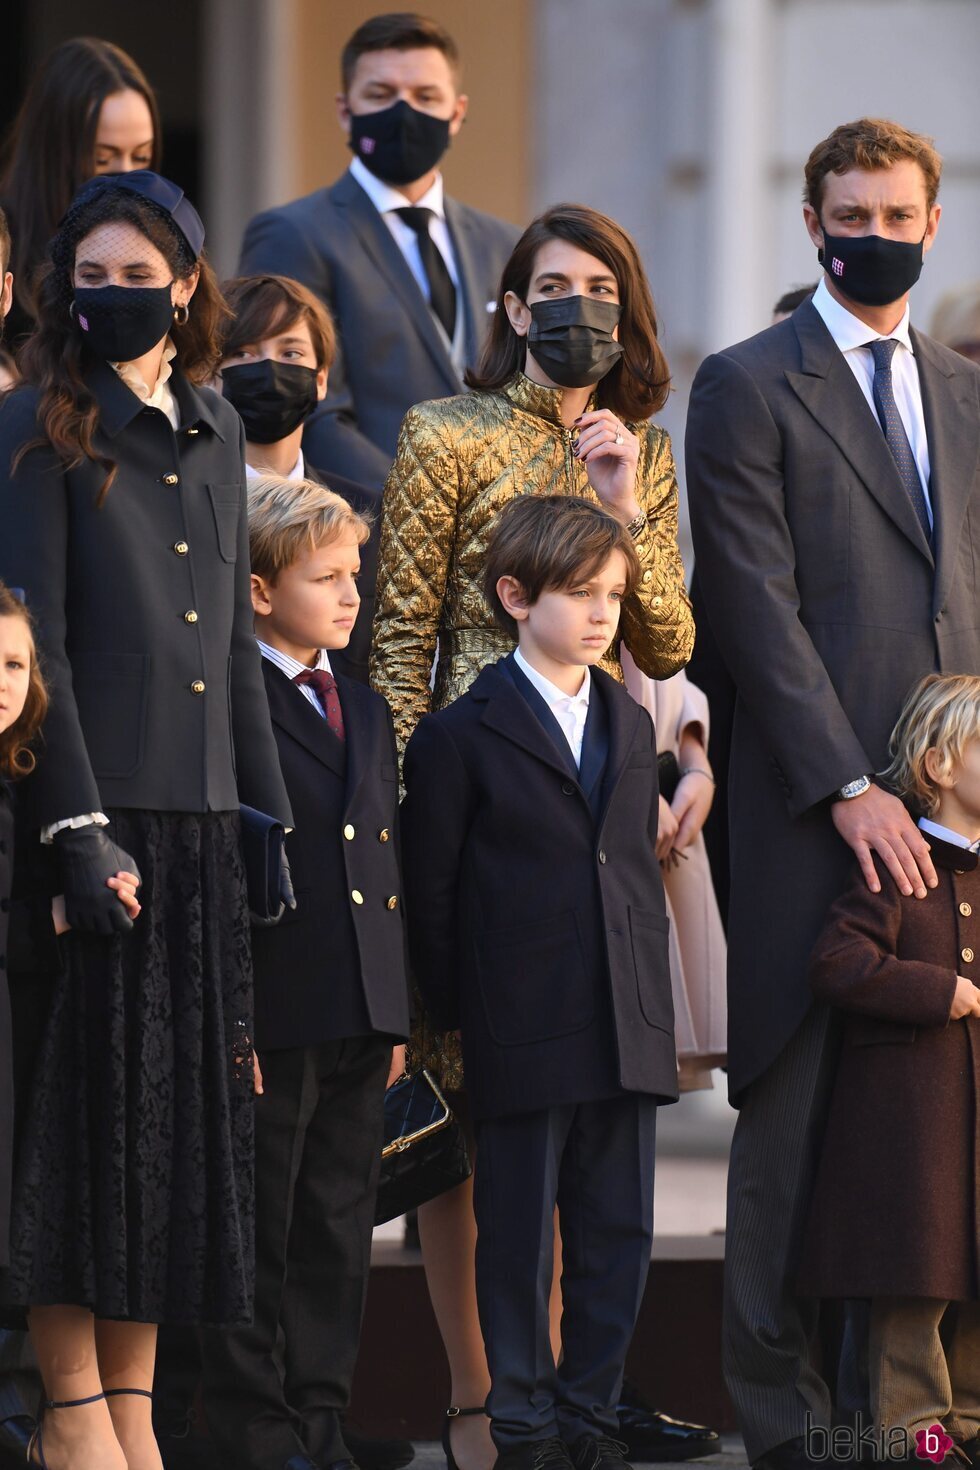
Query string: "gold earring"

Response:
xmin=173 ymin=303 xmax=190 ymax=326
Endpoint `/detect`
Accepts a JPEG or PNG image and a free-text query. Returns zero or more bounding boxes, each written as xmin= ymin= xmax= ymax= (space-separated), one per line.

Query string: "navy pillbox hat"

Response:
xmin=69 ymin=170 xmax=206 ymax=259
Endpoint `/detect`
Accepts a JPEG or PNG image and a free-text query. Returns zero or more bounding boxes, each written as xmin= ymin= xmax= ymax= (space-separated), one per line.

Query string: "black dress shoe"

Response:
xmin=568 ymin=1437 xmax=633 ymax=1470
xmin=342 ymin=1428 xmax=414 ymax=1470
xmin=617 ymin=1380 xmax=720 ymax=1463
xmin=494 ymin=1439 xmax=575 ymax=1470
xmin=0 ymin=1414 xmax=36 ymax=1469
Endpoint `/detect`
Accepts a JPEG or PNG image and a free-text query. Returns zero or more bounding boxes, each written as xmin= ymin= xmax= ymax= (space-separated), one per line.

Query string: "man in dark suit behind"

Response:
xmin=686 ymin=118 xmax=980 ymax=1470
xmin=238 ymin=11 xmax=519 ymax=488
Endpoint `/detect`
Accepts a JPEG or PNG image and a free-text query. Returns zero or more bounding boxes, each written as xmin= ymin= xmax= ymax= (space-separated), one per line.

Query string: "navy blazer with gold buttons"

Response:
xmin=400 ymin=655 xmax=678 ymax=1121
xmin=0 ymin=360 xmax=291 ymax=829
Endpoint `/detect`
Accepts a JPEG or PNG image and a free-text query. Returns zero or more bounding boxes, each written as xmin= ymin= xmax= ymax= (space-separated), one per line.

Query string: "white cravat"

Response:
xmin=111 ymin=338 xmax=179 ymax=430
xmin=514 ymin=649 xmax=591 ymax=769
xmin=811 ymin=277 xmax=932 ymax=524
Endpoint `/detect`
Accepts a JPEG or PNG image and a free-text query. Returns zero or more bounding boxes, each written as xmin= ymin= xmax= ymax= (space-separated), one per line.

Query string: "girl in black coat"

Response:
xmin=0 ymin=172 xmax=292 ymax=1470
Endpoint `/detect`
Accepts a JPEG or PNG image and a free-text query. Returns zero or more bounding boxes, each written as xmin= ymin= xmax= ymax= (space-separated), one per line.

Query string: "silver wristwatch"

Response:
xmin=837 ymin=775 xmax=872 ymax=801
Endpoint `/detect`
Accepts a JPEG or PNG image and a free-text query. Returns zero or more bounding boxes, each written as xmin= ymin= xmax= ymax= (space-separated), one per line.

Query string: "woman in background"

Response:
xmin=0 ymin=36 xmax=160 ymax=345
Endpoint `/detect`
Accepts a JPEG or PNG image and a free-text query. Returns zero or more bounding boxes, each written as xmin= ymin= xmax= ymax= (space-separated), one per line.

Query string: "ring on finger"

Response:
xmin=614 ymin=430 xmax=624 ymax=445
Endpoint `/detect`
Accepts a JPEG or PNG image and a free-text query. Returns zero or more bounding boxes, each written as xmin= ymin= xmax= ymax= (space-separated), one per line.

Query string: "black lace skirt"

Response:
xmin=3 ymin=809 xmax=255 ymax=1325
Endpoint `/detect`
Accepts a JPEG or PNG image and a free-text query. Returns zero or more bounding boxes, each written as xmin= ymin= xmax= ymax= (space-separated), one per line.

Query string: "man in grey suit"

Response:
xmin=239 ymin=11 xmax=519 ymax=488
xmin=686 ymin=118 xmax=980 ymax=1470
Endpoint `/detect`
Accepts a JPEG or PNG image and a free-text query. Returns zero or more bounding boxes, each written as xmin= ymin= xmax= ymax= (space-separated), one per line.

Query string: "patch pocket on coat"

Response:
xmin=207 ymin=482 xmax=242 ymax=563
xmin=475 ymin=911 xmax=594 ymax=1046
xmin=72 ymin=651 xmax=149 ymax=780
xmin=628 ymin=907 xmax=674 ymax=1032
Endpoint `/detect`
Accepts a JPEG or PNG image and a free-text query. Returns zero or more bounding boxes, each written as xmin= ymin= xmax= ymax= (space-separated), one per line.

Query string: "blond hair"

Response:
xmin=247 ymin=476 xmax=370 ymax=582
xmin=881 ymin=674 xmax=980 ymax=816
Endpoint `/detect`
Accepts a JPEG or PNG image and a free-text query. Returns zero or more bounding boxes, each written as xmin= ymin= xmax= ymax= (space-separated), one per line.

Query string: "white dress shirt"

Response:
xmin=258 ymin=640 xmax=333 ymax=718
xmin=246 ymin=450 xmax=305 ymax=482
xmin=514 ymin=649 xmax=591 ymax=769
xmin=919 ymin=816 xmax=980 ymax=853
xmin=812 ymin=276 xmax=932 ymax=524
xmin=348 ymin=156 xmax=463 ymax=366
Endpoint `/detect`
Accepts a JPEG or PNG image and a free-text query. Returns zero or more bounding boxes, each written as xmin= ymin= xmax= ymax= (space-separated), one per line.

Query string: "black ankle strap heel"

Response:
xmin=443 ymin=1406 xmax=489 ymax=1470
xmin=104 ymin=1388 xmax=153 ymax=1401
xmin=28 ymin=1392 xmax=107 ymax=1469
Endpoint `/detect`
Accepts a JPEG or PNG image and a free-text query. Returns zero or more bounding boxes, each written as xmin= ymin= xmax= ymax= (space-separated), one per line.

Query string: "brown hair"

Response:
xmin=341 ymin=12 xmax=460 ymax=90
xmin=881 ymin=673 xmax=980 ymax=818
xmin=481 ymin=494 xmax=640 ymax=638
xmin=0 ymin=37 xmax=161 ymax=322
xmin=220 ymin=275 xmax=337 ymax=371
xmin=15 ymin=184 xmax=229 ymax=504
xmin=0 ymin=582 xmax=49 ymax=780
xmin=466 ymin=204 xmax=671 ymax=421
xmin=248 ymin=476 xmax=371 ymax=584
xmin=804 ymin=118 xmax=943 ymax=214
xmin=0 ymin=206 xmax=10 ymax=278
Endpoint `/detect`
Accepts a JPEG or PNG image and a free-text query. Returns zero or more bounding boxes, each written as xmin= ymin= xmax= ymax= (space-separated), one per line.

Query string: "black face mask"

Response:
xmin=348 ymin=100 xmax=451 ymax=186
xmin=73 ymin=283 xmax=176 ymax=362
xmin=818 ymin=228 xmax=926 ymax=308
xmin=526 ymin=296 xmax=624 ymax=389
xmin=221 ymin=360 xmax=319 ymax=444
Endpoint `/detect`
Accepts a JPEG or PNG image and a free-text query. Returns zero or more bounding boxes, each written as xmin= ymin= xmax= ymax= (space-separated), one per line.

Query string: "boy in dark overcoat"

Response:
xmin=799 ymin=672 xmax=980 ymax=1465
xmin=400 ymin=496 xmax=678 ymax=1470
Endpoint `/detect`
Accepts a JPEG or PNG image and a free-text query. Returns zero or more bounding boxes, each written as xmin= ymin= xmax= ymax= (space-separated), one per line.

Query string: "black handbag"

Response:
xmin=239 ymin=804 xmax=286 ymax=924
xmin=657 ymin=750 xmax=681 ymax=804
xmin=375 ymin=1068 xmax=472 ymax=1225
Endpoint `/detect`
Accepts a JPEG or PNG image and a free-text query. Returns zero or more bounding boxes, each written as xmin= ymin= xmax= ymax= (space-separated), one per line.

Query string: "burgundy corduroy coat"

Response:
xmin=798 ymin=836 xmax=980 ymax=1302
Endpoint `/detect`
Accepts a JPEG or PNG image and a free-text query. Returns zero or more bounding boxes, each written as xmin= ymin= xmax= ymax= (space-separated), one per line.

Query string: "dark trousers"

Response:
xmin=474 ymin=1094 xmax=657 ymax=1450
xmin=199 ymin=1035 xmax=390 ymax=1470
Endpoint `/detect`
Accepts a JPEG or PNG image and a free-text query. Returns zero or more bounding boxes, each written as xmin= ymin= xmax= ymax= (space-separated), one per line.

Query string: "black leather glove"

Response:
xmin=54 ymin=825 xmax=142 ymax=936
xmin=250 ymin=844 xmax=296 ymax=928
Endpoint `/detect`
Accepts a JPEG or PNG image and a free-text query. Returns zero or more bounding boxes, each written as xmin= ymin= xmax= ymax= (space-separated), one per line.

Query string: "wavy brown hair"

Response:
xmin=0 ymin=583 xmax=48 ymax=780
xmin=16 ymin=185 xmax=229 ymax=502
xmin=0 ymin=37 xmax=161 ymax=323
xmin=466 ymin=203 xmax=671 ymax=421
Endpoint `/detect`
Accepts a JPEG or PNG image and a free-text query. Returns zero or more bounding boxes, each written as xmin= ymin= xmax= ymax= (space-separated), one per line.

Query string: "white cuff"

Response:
xmin=41 ymin=812 xmax=110 ymax=845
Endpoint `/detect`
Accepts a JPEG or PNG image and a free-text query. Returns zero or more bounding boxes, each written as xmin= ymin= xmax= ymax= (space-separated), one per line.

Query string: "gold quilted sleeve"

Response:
xmin=370 ymin=402 xmax=461 ymax=753
xmin=618 ymin=425 xmax=694 ymax=678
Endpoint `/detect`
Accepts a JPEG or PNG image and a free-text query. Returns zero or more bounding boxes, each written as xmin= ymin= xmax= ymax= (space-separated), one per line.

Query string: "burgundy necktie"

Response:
xmin=293 ymin=667 xmax=346 ymax=743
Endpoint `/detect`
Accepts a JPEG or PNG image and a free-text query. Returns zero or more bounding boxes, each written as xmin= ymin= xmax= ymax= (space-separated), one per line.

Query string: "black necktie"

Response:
xmin=867 ymin=337 xmax=932 ymax=545
xmin=393 ymin=206 xmax=457 ymax=341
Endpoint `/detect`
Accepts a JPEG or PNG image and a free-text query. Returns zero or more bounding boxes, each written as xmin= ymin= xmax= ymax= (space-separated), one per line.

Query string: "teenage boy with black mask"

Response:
xmin=219 ymin=273 xmax=380 ymax=684
xmin=238 ymin=12 xmax=518 ymax=489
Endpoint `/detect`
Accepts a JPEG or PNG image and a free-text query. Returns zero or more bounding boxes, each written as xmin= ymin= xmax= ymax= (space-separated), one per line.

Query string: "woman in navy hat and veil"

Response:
xmin=0 ymin=171 xmax=292 ymax=1470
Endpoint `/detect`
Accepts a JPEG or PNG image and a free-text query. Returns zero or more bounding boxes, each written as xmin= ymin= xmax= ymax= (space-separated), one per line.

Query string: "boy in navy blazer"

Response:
xmin=401 ymin=496 xmax=678 ymax=1470
xmin=200 ymin=476 xmax=411 ymax=1470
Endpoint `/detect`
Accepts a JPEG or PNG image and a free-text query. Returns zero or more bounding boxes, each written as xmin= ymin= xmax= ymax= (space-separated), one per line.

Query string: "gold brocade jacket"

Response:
xmin=370 ymin=372 xmax=694 ymax=754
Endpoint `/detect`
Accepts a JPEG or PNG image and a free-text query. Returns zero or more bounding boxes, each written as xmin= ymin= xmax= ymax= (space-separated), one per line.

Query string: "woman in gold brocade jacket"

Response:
xmin=370 ymin=204 xmax=696 ymax=1470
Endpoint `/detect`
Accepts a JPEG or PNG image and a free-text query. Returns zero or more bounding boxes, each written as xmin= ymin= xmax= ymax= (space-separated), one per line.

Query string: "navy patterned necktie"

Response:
xmin=867 ymin=337 xmax=932 ymax=545
xmin=393 ymin=206 xmax=457 ymax=341
xmin=293 ymin=667 xmax=345 ymax=743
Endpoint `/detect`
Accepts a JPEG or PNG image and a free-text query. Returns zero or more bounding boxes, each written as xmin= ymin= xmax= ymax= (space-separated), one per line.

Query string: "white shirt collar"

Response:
xmin=349 ymin=155 xmax=446 ymax=219
xmin=245 ymin=448 xmax=305 ymax=481
xmin=812 ymin=276 xmax=914 ymax=357
xmin=918 ymin=816 xmax=980 ymax=853
xmin=111 ymin=338 xmax=178 ymax=421
xmin=257 ymin=639 xmax=332 ymax=680
xmin=514 ymin=647 xmax=591 ymax=713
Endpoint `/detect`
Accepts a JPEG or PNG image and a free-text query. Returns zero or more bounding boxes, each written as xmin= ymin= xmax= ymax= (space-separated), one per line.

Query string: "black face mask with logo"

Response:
xmin=73 ymin=283 xmax=177 ymax=362
xmin=348 ymin=99 xmax=451 ymax=187
xmin=526 ymin=296 xmax=624 ymax=388
xmin=221 ymin=360 xmax=319 ymax=444
xmin=818 ymin=228 xmax=926 ymax=308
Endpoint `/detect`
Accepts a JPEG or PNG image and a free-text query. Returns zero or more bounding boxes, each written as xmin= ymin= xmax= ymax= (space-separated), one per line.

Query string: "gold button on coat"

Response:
xmin=344 ymin=824 xmax=356 ymax=840
xmin=352 ymin=890 xmax=364 ymax=905
xmin=184 ymin=610 xmax=198 ymax=624
xmin=190 ymin=680 xmax=205 ymax=695
xmin=174 ymin=541 xmax=189 ymax=555
xmin=598 ymin=850 xmax=607 ymax=865
xmin=962 ymin=947 xmax=974 ymax=964
xmin=386 ymin=896 xmax=398 ymax=910
xmin=642 ymin=569 xmax=653 ymax=584
xmin=378 ymin=828 xmax=390 ymax=843
xmin=163 ymin=473 xmax=179 ymax=486
xmin=960 ymin=902 xmax=973 ymax=918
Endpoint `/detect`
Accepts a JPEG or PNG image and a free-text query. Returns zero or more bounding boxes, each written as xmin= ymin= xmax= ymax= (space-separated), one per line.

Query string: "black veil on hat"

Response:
xmin=67 ymin=170 xmax=205 ymax=259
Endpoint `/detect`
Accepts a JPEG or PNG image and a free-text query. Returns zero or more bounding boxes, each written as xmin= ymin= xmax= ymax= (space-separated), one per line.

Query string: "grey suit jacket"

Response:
xmin=239 ymin=170 xmax=519 ymax=488
xmin=686 ymin=298 xmax=980 ymax=1102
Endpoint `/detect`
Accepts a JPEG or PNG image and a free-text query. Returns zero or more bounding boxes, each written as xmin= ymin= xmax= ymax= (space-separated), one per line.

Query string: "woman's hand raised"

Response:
xmin=573 ymin=409 xmax=641 ymax=522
